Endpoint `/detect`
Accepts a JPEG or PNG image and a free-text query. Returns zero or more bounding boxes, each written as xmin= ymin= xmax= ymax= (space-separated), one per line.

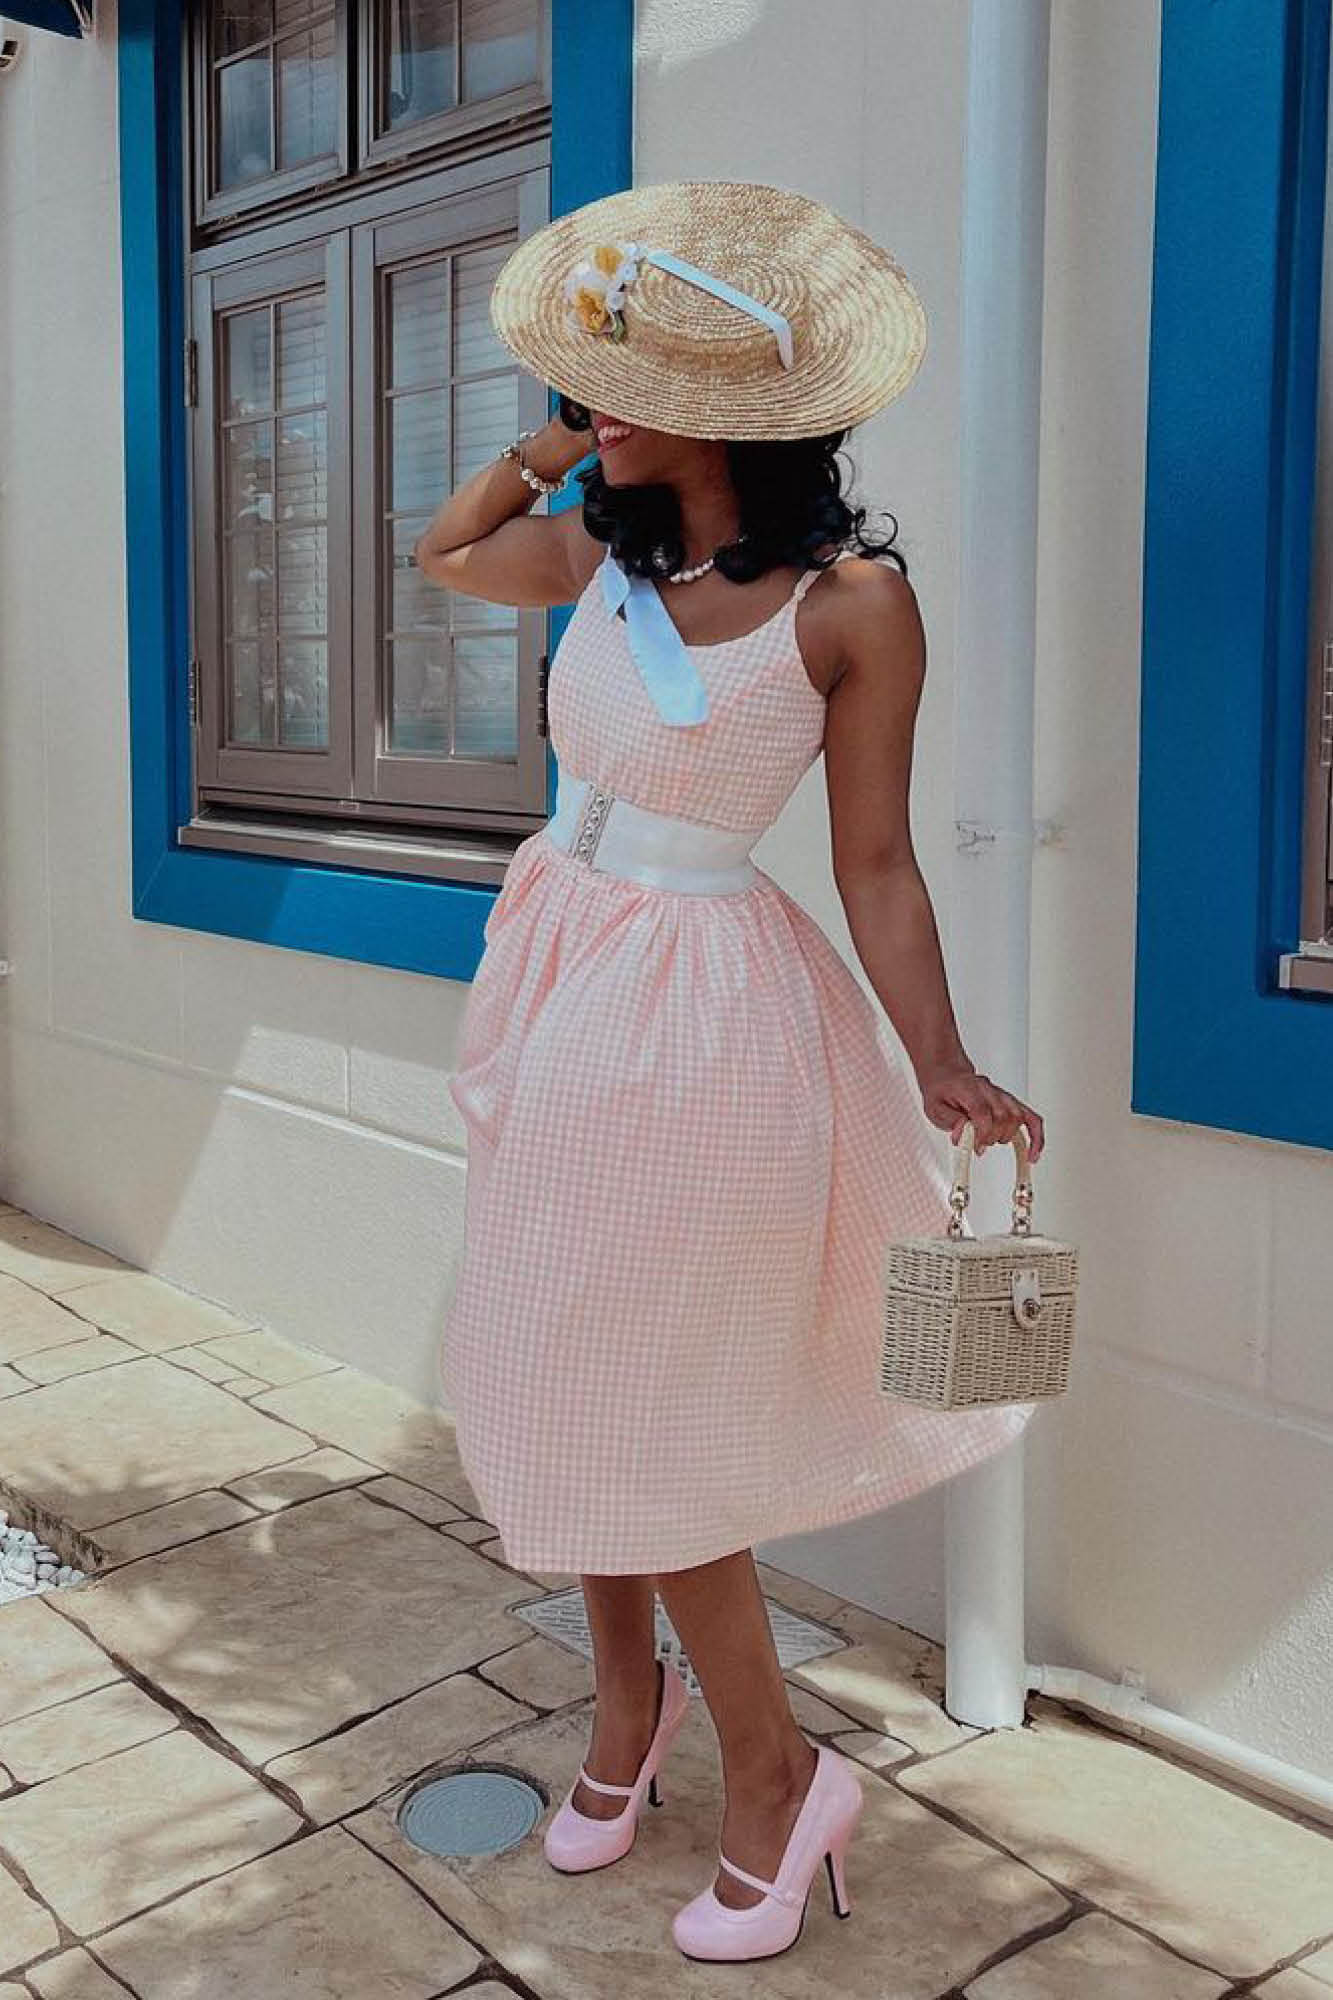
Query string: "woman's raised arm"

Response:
xmin=413 ymin=413 xmax=603 ymax=608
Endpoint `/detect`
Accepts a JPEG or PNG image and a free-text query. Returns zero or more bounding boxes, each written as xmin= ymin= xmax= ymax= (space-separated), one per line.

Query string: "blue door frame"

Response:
xmin=117 ymin=0 xmax=632 ymax=983
xmin=1135 ymin=0 xmax=1333 ymax=1149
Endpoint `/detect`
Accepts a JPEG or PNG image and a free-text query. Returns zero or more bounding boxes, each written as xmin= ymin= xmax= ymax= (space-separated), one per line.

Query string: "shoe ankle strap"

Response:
xmin=717 ymin=1848 xmax=803 ymax=1909
xmin=577 ymin=1763 xmax=637 ymax=1798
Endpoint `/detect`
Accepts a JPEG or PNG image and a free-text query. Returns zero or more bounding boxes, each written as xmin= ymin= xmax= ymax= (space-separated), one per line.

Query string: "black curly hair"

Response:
xmin=556 ymin=393 xmax=907 ymax=585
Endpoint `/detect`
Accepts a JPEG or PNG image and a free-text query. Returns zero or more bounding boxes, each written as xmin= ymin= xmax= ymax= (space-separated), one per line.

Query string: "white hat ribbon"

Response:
xmin=635 ymin=246 xmax=794 ymax=370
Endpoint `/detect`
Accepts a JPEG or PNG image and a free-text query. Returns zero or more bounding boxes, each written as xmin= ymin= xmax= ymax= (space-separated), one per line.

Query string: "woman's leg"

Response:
xmin=571 ymin=1572 xmax=665 ymax=1819
xmin=655 ymin=1546 xmax=820 ymax=1909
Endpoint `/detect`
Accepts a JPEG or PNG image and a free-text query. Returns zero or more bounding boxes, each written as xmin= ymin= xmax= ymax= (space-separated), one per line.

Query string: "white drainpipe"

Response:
xmin=944 ymin=0 xmax=1053 ymax=1732
xmin=940 ymin=0 xmax=1333 ymax=1837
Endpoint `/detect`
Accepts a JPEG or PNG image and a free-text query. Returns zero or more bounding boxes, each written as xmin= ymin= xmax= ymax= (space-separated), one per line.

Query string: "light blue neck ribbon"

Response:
xmin=599 ymin=551 xmax=711 ymax=727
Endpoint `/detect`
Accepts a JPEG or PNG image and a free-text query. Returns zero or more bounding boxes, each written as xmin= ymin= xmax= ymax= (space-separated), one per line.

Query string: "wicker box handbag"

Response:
xmin=879 ymin=1119 xmax=1078 ymax=1410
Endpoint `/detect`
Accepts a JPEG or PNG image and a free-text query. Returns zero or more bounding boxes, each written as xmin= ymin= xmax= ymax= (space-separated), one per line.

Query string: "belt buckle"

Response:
xmin=571 ymin=782 xmax=615 ymax=865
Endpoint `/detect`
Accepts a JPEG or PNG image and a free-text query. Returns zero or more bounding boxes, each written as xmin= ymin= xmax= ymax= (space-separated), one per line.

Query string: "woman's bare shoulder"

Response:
xmin=797 ymin=549 xmax=919 ymax=696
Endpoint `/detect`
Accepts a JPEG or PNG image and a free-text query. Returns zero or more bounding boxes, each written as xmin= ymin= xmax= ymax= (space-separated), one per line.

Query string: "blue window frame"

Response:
xmin=118 ymin=0 xmax=631 ymax=983
xmin=1135 ymin=0 xmax=1333 ymax=1149
xmin=5 ymin=1 xmax=88 ymax=33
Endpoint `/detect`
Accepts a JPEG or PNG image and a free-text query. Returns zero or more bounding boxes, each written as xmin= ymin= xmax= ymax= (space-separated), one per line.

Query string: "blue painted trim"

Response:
xmin=1135 ymin=0 xmax=1333 ymax=1149
xmin=5 ymin=1 xmax=84 ymax=35
xmin=119 ymin=0 xmax=633 ymax=982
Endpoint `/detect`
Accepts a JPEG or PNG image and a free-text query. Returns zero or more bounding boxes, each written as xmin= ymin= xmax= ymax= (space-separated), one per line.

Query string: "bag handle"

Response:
xmin=946 ymin=1119 xmax=1036 ymax=1240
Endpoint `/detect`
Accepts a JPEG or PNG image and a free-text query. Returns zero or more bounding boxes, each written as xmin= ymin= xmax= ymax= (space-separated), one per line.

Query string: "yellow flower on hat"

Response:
xmin=563 ymin=240 xmax=640 ymax=343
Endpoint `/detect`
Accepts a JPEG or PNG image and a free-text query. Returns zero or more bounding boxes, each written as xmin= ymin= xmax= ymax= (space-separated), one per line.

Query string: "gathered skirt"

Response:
xmin=437 ymin=828 xmax=1036 ymax=1575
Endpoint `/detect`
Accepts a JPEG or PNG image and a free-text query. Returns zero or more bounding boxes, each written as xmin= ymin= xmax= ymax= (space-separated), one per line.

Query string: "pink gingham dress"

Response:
xmin=438 ymin=549 xmax=1036 ymax=1575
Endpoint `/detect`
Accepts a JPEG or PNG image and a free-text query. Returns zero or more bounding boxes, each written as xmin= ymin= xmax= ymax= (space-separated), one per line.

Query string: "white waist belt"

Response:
xmin=544 ymin=768 xmax=760 ymax=893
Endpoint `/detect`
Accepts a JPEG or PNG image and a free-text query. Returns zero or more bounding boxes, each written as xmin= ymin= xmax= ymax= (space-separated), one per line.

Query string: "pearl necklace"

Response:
xmin=664 ymin=553 xmax=717 ymax=585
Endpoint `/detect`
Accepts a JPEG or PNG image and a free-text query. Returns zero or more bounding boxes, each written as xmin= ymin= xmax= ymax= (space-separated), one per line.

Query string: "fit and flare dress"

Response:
xmin=438 ymin=549 xmax=1037 ymax=1575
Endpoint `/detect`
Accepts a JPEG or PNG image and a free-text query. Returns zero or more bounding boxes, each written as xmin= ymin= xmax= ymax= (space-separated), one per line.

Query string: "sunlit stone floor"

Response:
xmin=1 ymin=1203 xmax=1331 ymax=1999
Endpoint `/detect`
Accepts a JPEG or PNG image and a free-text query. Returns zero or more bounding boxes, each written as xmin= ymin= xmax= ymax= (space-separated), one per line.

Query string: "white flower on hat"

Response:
xmin=563 ymin=240 xmax=641 ymax=342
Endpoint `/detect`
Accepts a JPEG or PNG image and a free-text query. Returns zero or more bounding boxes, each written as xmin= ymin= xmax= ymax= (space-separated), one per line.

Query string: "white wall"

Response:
xmin=0 ymin=0 xmax=472 ymax=1405
xmin=2 ymin=0 xmax=1331 ymax=1775
xmin=1025 ymin=0 xmax=1333 ymax=1776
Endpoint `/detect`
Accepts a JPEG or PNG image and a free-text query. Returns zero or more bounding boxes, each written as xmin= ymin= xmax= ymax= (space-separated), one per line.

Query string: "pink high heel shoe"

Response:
xmin=671 ymin=1742 xmax=864 ymax=1962
xmin=543 ymin=1658 xmax=691 ymax=1873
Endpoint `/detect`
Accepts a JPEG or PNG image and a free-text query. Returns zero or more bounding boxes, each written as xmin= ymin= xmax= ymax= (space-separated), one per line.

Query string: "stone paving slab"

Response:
xmin=964 ymin=1910 xmax=1231 ymax=1998
xmin=13 ymin=1332 xmax=142 ymax=1384
xmin=26 ymin=1945 xmax=136 ymax=1999
xmin=478 ymin=1635 xmax=595 ymax=1711
xmin=0 ymin=1215 xmax=130 ymax=1293
xmin=250 ymin=1369 xmax=482 ymax=1514
xmin=93 ymin=1489 xmax=261 ymax=1566
xmin=94 ymin=1824 xmax=481 ymax=1999
xmin=264 ymin=1669 xmax=534 ymax=1825
xmin=166 ymin=1345 xmax=239 ymax=1382
xmin=0 ymin=1728 xmax=301 ymax=1936
xmin=0 ymin=1680 xmax=176 ymax=1784
xmin=222 ymin=1446 xmax=379 ymax=1511
xmin=0 ymin=1275 xmax=93 ymax=1364
xmin=0 ymin=1598 xmax=120 ymax=1727
xmin=1 ymin=1355 xmax=316 ymax=1530
xmin=898 ymin=1700 xmax=1333 ymax=1981
xmin=57 ymin=1269 xmax=259 ymax=1352
xmin=0 ymin=1863 xmax=60 ymax=1976
xmin=55 ymin=1487 xmax=533 ymax=1764
xmin=1255 ymin=1973 xmax=1333 ymax=1999
xmin=360 ymin=1475 xmax=467 ymax=1526
xmin=350 ymin=1701 xmax=1069 ymax=2000
xmin=197 ymin=1326 xmax=342 ymax=1387
xmin=786 ymin=1600 xmax=980 ymax=1755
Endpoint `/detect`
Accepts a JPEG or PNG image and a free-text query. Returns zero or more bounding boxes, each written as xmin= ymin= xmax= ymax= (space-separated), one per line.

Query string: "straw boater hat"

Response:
xmin=488 ymin=178 xmax=928 ymax=443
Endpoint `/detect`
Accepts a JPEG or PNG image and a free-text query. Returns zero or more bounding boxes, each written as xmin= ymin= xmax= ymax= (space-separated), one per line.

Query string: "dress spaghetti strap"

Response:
xmin=792 ymin=546 xmax=861 ymax=604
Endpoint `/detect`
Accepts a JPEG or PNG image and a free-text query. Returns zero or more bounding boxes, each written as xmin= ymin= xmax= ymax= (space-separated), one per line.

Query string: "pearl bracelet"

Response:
xmin=499 ymin=430 xmax=566 ymax=497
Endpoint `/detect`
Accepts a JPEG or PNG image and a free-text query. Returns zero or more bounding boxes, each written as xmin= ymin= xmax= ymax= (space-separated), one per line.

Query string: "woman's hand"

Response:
xmin=916 ymin=1061 xmax=1045 ymax=1162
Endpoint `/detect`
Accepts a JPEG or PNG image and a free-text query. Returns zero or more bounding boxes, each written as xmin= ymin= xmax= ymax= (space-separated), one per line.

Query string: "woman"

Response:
xmin=418 ymin=180 xmax=1045 ymax=1965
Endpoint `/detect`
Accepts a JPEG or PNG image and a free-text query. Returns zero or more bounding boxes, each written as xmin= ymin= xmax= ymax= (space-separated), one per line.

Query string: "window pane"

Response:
xmin=461 ymin=0 xmax=539 ymax=101
xmin=224 ymin=420 xmax=275 ymax=533
xmin=213 ymin=0 xmax=270 ymax=59
xmin=388 ymin=636 xmax=451 ymax=753
xmin=382 ymin=232 xmax=525 ymax=767
xmin=217 ymin=51 xmax=273 ymax=188
xmin=228 ymin=639 xmax=277 ymax=745
xmin=455 ymin=632 xmax=517 ymax=758
xmin=277 ymin=292 xmax=327 ymax=409
xmin=384 ymin=0 xmax=457 ymax=131
xmin=229 ymin=530 xmax=275 ymax=638
xmin=453 ymin=242 xmax=510 ymax=376
xmin=276 ymin=408 xmax=328 ymax=527
xmin=391 ymin=390 xmax=449 ymax=515
xmin=390 ymin=262 xmax=449 ymax=391
xmin=219 ymin=284 xmax=330 ymax=752
xmin=225 ymin=307 xmax=272 ymax=418
xmin=277 ymin=16 xmax=338 ymax=169
xmin=453 ymin=372 xmax=516 ymax=486
xmin=392 ymin=517 xmax=446 ymax=632
xmin=279 ymin=639 xmax=329 ymax=747
xmin=276 ymin=525 xmax=327 ymax=632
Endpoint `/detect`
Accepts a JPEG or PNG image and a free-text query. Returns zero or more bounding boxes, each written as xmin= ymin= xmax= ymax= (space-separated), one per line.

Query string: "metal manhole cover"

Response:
xmin=397 ymin=1769 xmax=545 ymax=1858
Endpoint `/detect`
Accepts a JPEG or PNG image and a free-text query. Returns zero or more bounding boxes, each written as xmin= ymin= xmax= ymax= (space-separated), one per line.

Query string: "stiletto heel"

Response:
xmin=543 ymin=1658 xmax=690 ymax=1874
xmin=825 ymin=1833 xmax=852 ymax=1918
xmin=672 ymin=1744 xmax=865 ymax=1962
